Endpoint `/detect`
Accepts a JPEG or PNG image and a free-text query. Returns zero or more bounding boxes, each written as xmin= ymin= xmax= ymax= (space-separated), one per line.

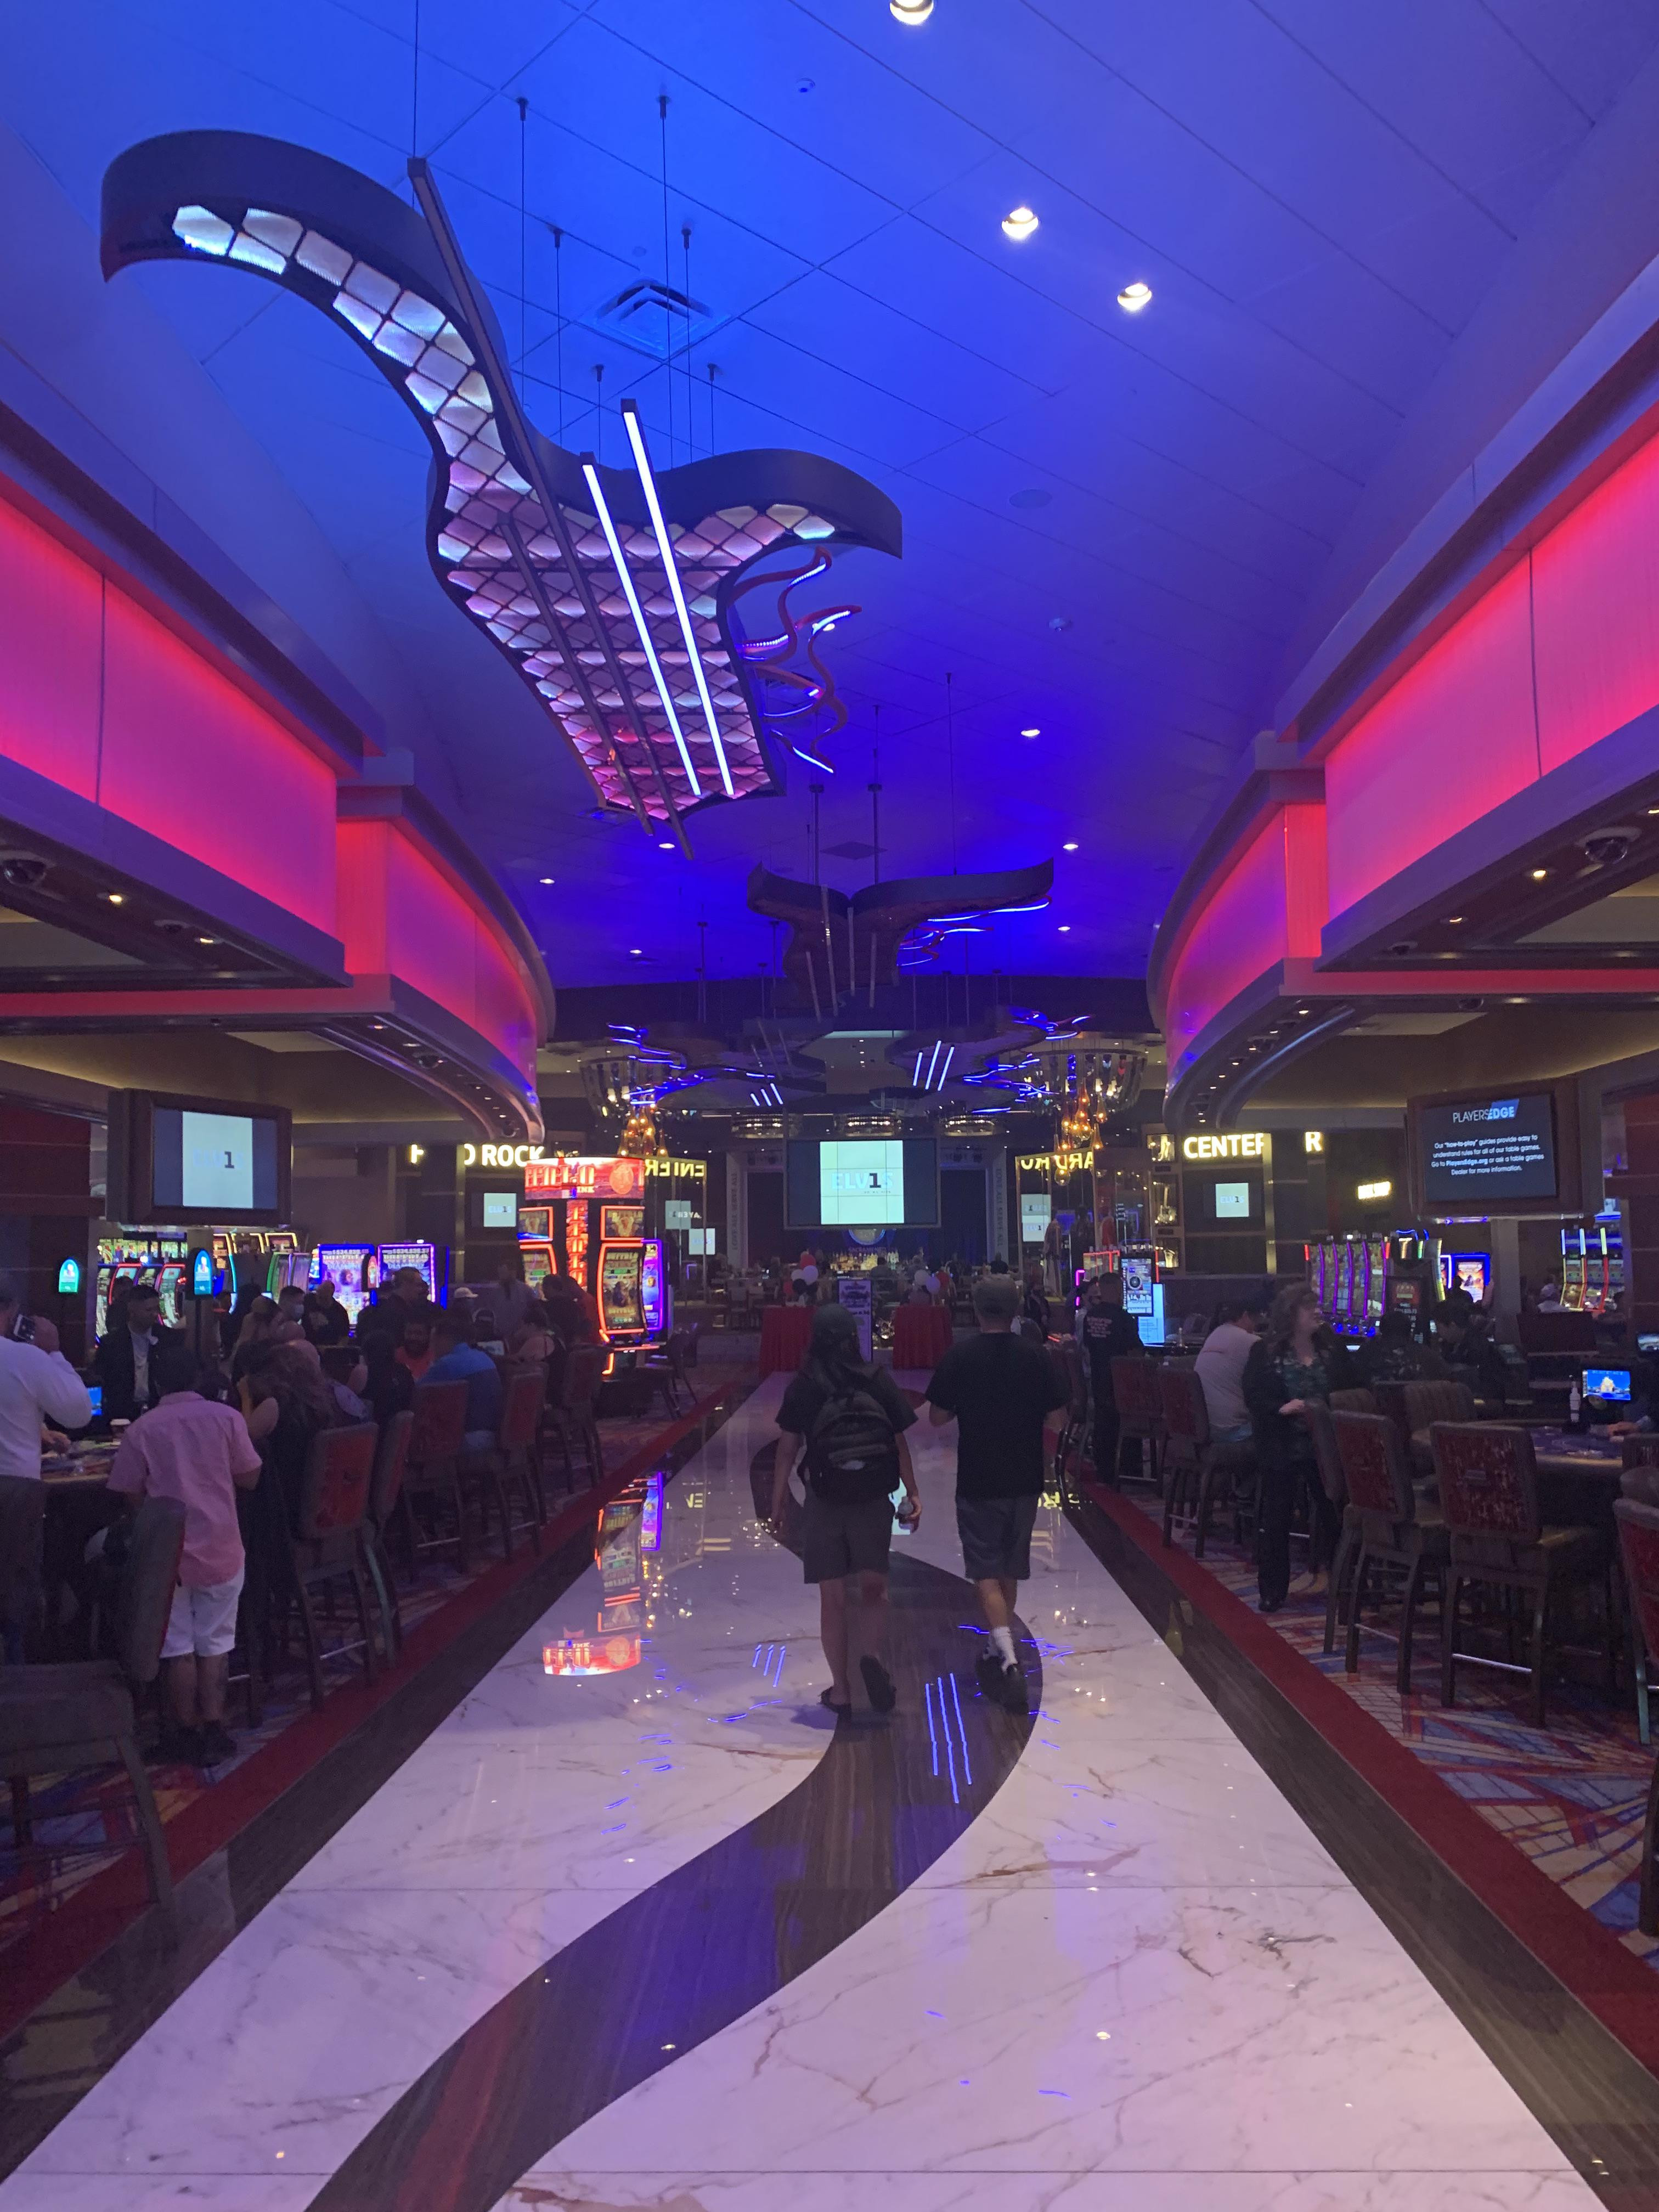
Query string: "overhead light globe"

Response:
xmin=1117 ymin=280 xmax=1153 ymax=313
xmin=890 ymin=0 xmax=933 ymax=19
xmin=1002 ymin=205 xmax=1039 ymax=242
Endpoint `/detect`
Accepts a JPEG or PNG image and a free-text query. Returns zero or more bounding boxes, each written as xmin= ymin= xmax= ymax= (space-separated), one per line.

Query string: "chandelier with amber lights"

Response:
xmin=1031 ymin=1034 xmax=1146 ymax=1158
xmin=620 ymin=1100 xmax=662 ymax=1157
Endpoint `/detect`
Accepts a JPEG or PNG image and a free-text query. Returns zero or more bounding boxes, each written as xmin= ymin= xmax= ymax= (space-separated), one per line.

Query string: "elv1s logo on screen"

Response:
xmin=1451 ymin=1098 xmax=1519 ymax=1126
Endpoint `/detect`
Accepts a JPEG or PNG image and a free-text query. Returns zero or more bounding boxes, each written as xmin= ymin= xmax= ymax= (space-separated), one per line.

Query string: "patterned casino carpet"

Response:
xmin=1121 ymin=1484 xmax=1659 ymax=1965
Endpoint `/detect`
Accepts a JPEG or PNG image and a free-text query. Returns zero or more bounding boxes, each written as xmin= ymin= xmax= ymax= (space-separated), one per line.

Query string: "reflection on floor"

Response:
xmin=0 ymin=1350 xmax=751 ymax=1980
xmin=1130 ymin=1479 xmax=1658 ymax=1964
xmin=0 ymin=1375 xmax=1600 ymax=2210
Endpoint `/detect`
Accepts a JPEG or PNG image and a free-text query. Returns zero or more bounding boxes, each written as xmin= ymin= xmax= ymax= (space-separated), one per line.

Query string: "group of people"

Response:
xmin=770 ymin=1271 xmax=1066 ymax=1719
xmin=2 ymin=1253 xmax=602 ymax=1765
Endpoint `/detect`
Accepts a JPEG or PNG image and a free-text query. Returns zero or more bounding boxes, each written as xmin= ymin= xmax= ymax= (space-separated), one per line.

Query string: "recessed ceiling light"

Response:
xmin=1063 ymin=841 xmax=1079 ymax=851
xmin=539 ymin=876 xmax=555 ymax=884
xmin=1002 ymin=206 xmax=1040 ymax=243
xmin=1447 ymin=916 xmax=1464 ymax=924
xmin=1117 ymin=281 xmax=1153 ymax=313
xmin=106 ymin=892 xmax=124 ymax=905
xmin=658 ymin=840 xmax=675 ymax=850
xmin=1057 ymin=923 xmax=1071 ymax=933
xmin=629 ymin=947 xmax=644 ymax=956
xmin=1021 ymin=726 xmax=1040 ymax=738
xmin=890 ymin=0 xmax=933 ymax=19
xmin=1530 ymin=868 xmax=1548 ymax=880
xmin=197 ymin=935 xmax=218 ymax=946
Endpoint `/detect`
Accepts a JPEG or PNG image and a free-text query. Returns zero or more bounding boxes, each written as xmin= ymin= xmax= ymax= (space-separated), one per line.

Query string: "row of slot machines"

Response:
xmin=307 ymin=1241 xmax=442 ymax=1328
xmin=517 ymin=1201 xmax=669 ymax=1349
xmin=93 ymin=1229 xmax=312 ymax=1339
xmin=1308 ymin=1234 xmax=1447 ymax=1336
xmin=1561 ymin=1216 xmax=1625 ymax=1313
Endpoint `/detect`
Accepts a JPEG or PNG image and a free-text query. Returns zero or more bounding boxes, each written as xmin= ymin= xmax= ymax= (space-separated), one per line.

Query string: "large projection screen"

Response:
xmin=785 ymin=1139 xmax=939 ymax=1227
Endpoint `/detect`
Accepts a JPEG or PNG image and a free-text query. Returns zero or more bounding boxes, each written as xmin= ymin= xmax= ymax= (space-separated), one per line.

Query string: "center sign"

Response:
xmin=1181 ymin=1132 xmax=1267 ymax=1161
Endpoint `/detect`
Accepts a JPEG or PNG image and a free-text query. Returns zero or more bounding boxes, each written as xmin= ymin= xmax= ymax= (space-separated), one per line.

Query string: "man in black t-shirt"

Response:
xmin=772 ymin=1305 xmax=920 ymax=1719
xmin=1078 ymin=1274 xmax=1142 ymax=1489
xmin=926 ymin=1273 xmax=1066 ymax=1714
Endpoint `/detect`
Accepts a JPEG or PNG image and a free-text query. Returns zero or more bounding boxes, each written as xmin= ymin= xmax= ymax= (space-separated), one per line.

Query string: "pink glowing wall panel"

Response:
xmin=1164 ymin=811 xmax=1295 ymax=1067
xmin=338 ymin=819 xmax=536 ymax=1082
xmin=1324 ymin=561 xmax=1537 ymax=921
xmin=0 ymin=499 xmax=104 ymax=798
xmin=1532 ymin=430 xmax=1659 ymax=776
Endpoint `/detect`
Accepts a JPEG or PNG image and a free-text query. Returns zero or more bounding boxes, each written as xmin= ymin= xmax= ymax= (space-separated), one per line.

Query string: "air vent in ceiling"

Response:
xmin=584 ymin=278 xmax=725 ymax=360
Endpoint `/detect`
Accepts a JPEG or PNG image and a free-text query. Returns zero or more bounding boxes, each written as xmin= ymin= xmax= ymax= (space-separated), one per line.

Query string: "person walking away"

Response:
xmin=106 ymin=1335 xmax=262 ymax=1763
xmin=770 ymin=1304 xmax=919 ymax=1718
xmin=1243 ymin=1282 xmax=1351 ymax=1612
xmin=926 ymin=1273 xmax=1066 ymax=1713
xmin=1078 ymin=1273 xmax=1141 ymax=1488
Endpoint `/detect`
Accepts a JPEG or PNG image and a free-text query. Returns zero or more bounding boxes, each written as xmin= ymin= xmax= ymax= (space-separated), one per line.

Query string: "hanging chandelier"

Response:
xmin=620 ymin=1099 xmax=662 ymax=1157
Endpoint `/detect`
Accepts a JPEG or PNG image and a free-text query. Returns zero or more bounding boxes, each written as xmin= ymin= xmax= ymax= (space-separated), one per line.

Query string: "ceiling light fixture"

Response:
xmin=1447 ymin=915 xmax=1464 ymax=924
xmin=539 ymin=876 xmax=555 ymax=885
xmin=1002 ymin=206 xmax=1040 ymax=242
xmin=1063 ymin=840 xmax=1079 ymax=851
xmin=622 ymin=400 xmax=735 ymax=798
xmin=106 ymin=892 xmax=124 ymax=905
xmin=1021 ymin=726 xmax=1040 ymax=738
xmin=1531 ymin=868 xmax=1548 ymax=881
xmin=1058 ymin=923 xmax=1071 ymax=933
xmin=890 ymin=0 xmax=933 ymax=20
xmin=1117 ymin=281 xmax=1153 ymax=313
xmin=582 ymin=455 xmax=703 ymax=799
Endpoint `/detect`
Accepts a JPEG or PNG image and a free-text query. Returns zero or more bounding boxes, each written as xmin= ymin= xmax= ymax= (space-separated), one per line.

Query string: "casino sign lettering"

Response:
xmin=1181 ymin=1133 xmax=1266 ymax=1161
xmin=459 ymin=1143 xmax=547 ymax=1169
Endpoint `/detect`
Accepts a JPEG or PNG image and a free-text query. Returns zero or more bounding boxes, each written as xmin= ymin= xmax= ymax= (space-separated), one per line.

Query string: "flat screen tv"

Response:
xmin=1418 ymin=1092 xmax=1558 ymax=1206
xmin=109 ymin=1090 xmax=291 ymax=1228
xmin=785 ymin=1138 xmax=939 ymax=1228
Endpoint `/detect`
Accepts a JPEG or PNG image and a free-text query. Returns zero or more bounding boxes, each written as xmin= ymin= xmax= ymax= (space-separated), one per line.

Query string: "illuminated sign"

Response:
xmin=525 ymin=1154 xmax=646 ymax=1201
xmin=1182 ymin=1133 xmax=1266 ymax=1161
xmin=1304 ymin=1131 xmax=1324 ymax=1154
xmin=56 ymin=1256 xmax=81 ymax=1295
xmin=459 ymin=1142 xmax=546 ymax=1169
xmin=646 ymin=1156 xmax=706 ymax=1179
xmin=1357 ymin=1180 xmax=1393 ymax=1202
xmin=408 ymin=1143 xmax=425 ymax=1165
xmin=1017 ymin=1150 xmax=1092 ymax=1175
xmin=190 ymin=1249 xmax=213 ymax=1297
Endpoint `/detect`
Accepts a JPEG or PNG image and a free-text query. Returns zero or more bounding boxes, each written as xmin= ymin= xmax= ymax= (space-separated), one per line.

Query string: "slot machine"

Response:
xmin=516 ymin=1206 xmax=557 ymax=1293
xmin=1365 ymin=1237 xmax=1387 ymax=1331
xmin=154 ymin=1260 xmax=188 ymax=1328
xmin=377 ymin=1240 xmax=441 ymax=1300
xmin=312 ymin=1244 xmax=379 ymax=1327
xmin=1335 ymin=1242 xmax=1354 ymax=1331
xmin=1561 ymin=1227 xmax=1586 ymax=1310
xmin=520 ymin=1155 xmax=647 ymax=1309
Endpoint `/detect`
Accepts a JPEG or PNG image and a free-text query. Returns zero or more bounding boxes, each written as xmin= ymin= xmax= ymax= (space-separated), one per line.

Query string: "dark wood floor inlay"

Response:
xmin=307 ymin=1453 xmax=1039 ymax=2212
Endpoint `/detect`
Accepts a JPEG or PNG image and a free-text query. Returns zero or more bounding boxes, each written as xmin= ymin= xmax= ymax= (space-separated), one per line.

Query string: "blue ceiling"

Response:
xmin=8 ymin=0 xmax=1659 ymax=989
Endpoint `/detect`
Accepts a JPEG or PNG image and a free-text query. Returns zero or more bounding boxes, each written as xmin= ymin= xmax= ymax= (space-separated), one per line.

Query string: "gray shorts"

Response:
xmin=956 ymin=1493 xmax=1040 ymax=1582
xmin=800 ymin=1487 xmax=895 ymax=1584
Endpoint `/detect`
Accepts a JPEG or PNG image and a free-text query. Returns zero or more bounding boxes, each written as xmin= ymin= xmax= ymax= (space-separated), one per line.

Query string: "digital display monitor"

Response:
xmin=481 ymin=1191 xmax=518 ymax=1229
xmin=1020 ymin=1193 xmax=1052 ymax=1244
xmin=1136 ymin=1284 xmax=1166 ymax=1347
xmin=786 ymin=1138 xmax=939 ymax=1227
xmin=378 ymin=1240 xmax=437 ymax=1294
xmin=1441 ymin=1252 xmax=1491 ymax=1301
xmin=601 ymin=1204 xmax=645 ymax=1239
xmin=109 ymin=1090 xmax=291 ymax=1228
xmin=1585 ymin=1366 xmax=1632 ymax=1403
xmin=1214 ymin=1181 xmax=1251 ymax=1220
xmin=1420 ymin=1092 xmax=1558 ymax=1204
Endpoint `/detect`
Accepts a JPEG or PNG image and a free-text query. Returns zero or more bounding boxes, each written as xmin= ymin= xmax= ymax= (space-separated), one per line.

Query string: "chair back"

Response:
xmin=299 ymin=1421 xmax=377 ymax=1541
xmin=409 ymin=1378 xmax=469 ymax=1464
xmin=1623 ymin=1434 xmax=1659 ymax=1471
xmin=561 ymin=1342 xmax=606 ymax=1410
xmin=1622 ymin=1465 xmax=1659 ymax=1509
xmin=1158 ymin=1363 xmax=1211 ymax=1448
xmin=1328 ymin=1387 xmax=1378 ymax=1415
xmin=0 ymin=1475 xmax=46 ymax=1641
xmin=1110 ymin=1355 xmax=1156 ymax=1423
xmin=1301 ymin=1400 xmax=1346 ymax=1508
xmin=1430 ymin=1422 xmax=1541 ymax=1545
xmin=1330 ymin=1409 xmax=1415 ymax=1524
xmin=499 ymin=1363 xmax=546 ymax=1452
xmin=1403 ymin=1378 xmax=1476 ymax=1433
xmin=681 ymin=1323 xmax=701 ymax=1367
xmin=371 ymin=1408 xmax=414 ymax=1524
xmin=1370 ymin=1379 xmax=1412 ymax=1448
xmin=1054 ymin=1335 xmax=1088 ymax=1423
xmin=664 ymin=1328 xmax=693 ymax=1377
xmin=1616 ymin=1499 xmax=1659 ymax=1667
xmin=116 ymin=1496 xmax=187 ymax=1684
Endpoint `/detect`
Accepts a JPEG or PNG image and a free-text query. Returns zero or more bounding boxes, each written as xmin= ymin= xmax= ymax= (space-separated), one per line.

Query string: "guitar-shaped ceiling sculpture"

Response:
xmin=100 ymin=132 xmax=901 ymax=845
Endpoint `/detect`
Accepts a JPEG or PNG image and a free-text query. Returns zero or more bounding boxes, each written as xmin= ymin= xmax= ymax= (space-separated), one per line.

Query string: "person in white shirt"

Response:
xmin=1194 ymin=1299 xmax=1261 ymax=1445
xmin=0 ymin=1275 xmax=94 ymax=1481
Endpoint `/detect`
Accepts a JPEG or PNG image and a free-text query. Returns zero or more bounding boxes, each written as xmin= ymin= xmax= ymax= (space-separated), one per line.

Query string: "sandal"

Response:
xmin=820 ymin=1687 xmax=851 ymax=1717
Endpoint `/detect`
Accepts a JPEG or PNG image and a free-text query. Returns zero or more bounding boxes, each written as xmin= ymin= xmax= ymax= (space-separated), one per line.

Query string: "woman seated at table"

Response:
xmin=509 ymin=1300 xmax=563 ymax=1368
xmin=239 ymin=1339 xmax=346 ymax=1531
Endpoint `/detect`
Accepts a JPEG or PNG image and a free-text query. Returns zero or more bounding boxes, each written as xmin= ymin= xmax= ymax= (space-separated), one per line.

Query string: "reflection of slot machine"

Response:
xmin=541 ymin=1481 xmax=650 ymax=1674
xmin=1561 ymin=1228 xmax=1586 ymax=1310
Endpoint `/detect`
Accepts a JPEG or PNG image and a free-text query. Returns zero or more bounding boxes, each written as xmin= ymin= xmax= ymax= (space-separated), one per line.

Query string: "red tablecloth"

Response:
xmin=758 ymin=1304 xmax=814 ymax=1378
xmin=892 ymin=1302 xmax=953 ymax=1371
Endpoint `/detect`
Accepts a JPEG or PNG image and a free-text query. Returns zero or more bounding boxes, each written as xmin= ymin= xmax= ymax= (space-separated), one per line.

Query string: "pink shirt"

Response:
xmin=107 ymin=1393 xmax=263 ymax=1588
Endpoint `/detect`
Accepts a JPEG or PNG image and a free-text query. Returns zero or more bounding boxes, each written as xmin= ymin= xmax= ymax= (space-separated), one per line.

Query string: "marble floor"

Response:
xmin=0 ymin=1375 xmax=1605 ymax=2211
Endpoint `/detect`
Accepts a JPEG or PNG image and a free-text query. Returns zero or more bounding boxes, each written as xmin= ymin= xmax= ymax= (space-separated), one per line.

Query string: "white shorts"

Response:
xmin=161 ymin=1570 xmax=245 ymax=1661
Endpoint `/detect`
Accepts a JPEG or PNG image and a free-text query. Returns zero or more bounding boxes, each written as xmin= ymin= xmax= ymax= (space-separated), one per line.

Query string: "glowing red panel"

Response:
xmin=101 ymin=585 xmax=337 ymax=926
xmin=1164 ymin=812 xmax=1292 ymax=1068
xmin=1324 ymin=561 xmax=1536 ymax=922
xmin=1532 ymin=427 xmax=1659 ymax=776
xmin=0 ymin=497 xmax=103 ymax=798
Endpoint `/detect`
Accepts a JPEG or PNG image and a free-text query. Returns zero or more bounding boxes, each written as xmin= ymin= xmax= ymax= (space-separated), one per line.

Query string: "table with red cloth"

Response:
xmin=892 ymin=1302 xmax=953 ymax=1372
xmin=758 ymin=1304 xmax=813 ymax=1378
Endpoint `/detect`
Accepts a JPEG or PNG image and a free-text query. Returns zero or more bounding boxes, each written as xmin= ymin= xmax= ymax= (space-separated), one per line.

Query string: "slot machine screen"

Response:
xmin=602 ymin=1205 xmax=645 ymax=1239
xmin=519 ymin=1207 xmax=552 ymax=1240
xmin=600 ymin=1244 xmax=645 ymax=1337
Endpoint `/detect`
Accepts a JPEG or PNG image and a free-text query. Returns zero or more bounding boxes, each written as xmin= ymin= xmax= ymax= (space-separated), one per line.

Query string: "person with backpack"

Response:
xmin=926 ymin=1272 xmax=1067 ymax=1713
xmin=770 ymin=1303 xmax=921 ymax=1719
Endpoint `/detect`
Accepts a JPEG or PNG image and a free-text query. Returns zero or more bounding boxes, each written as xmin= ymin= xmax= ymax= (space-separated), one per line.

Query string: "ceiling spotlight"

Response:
xmin=890 ymin=0 xmax=933 ymax=20
xmin=658 ymin=840 xmax=675 ymax=850
xmin=1021 ymin=726 xmax=1040 ymax=738
xmin=629 ymin=947 xmax=644 ymax=957
xmin=1447 ymin=915 xmax=1464 ymax=924
xmin=1058 ymin=923 xmax=1071 ymax=933
xmin=1117 ymin=281 xmax=1153 ymax=313
xmin=196 ymin=935 xmax=218 ymax=946
xmin=106 ymin=892 xmax=125 ymax=905
xmin=1063 ymin=840 xmax=1079 ymax=852
xmin=1002 ymin=206 xmax=1040 ymax=243
xmin=1530 ymin=868 xmax=1548 ymax=881
xmin=539 ymin=876 xmax=555 ymax=885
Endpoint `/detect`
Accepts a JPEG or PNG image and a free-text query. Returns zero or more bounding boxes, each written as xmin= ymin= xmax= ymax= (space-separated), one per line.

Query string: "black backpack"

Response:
xmin=804 ymin=1374 xmax=900 ymax=1504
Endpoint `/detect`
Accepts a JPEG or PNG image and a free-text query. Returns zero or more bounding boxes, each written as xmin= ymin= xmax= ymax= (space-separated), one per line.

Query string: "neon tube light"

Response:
xmin=622 ymin=401 xmax=736 ymax=798
xmin=581 ymin=460 xmax=702 ymax=799
xmin=926 ymin=1039 xmax=944 ymax=1090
